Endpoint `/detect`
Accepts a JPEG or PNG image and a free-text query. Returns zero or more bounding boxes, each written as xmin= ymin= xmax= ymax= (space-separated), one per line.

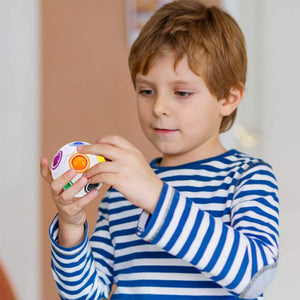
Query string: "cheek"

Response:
xmin=137 ymin=102 xmax=150 ymax=127
xmin=182 ymin=103 xmax=221 ymax=132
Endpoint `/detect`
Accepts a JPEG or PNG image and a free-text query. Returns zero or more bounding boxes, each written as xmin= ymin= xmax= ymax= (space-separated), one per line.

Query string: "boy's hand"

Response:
xmin=40 ymin=158 xmax=99 ymax=247
xmin=78 ymin=135 xmax=163 ymax=214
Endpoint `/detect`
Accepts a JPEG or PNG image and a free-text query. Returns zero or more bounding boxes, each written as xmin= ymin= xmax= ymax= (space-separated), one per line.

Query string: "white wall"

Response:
xmin=0 ymin=1 xmax=40 ymax=299
xmin=260 ymin=0 xmax=300 ymax=298
xmin=222 ymin=0 xmax=300 ymax=298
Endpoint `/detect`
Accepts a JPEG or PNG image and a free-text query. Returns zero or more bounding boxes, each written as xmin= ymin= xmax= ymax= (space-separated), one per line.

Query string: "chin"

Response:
xmin=153 ymin=144 xmax=181 ymax=156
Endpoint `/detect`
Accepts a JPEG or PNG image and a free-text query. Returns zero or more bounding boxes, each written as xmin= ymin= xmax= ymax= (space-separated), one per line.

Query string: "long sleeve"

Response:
xmin=49 ymin=150 xmax=279 ymax=299
xmin=49 ymin=196 xmax=115 ymax=300
xmin=137 ymin=162 xmax=279 ymax=298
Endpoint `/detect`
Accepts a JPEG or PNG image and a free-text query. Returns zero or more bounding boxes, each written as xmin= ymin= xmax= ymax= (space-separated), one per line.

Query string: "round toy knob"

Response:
xmin=69 ymin=154 xmax=90 ymax=173
xmin=72 ymin=155 xmax=87 ymax=170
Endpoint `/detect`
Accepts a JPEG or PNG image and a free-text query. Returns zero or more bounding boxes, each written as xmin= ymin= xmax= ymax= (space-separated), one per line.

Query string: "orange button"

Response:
xmin=71 ymin=155 xmax=88 ymax=171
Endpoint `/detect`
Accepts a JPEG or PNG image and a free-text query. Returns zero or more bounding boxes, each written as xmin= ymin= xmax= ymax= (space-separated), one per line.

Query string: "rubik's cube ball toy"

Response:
xmin=51 ymin=141 xmax=105 ymax=197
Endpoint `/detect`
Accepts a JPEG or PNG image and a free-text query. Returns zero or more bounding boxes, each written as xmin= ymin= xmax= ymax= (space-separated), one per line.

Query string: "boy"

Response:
xmin=40 ymin=0 xmax=279 ymax=299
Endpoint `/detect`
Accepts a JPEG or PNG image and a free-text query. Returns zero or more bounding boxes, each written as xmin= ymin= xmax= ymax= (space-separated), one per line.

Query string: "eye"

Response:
xmin=138 ymin=89 xmax=154 ymax=96
xmin=175 ymin=91 xmax=193 ymax=97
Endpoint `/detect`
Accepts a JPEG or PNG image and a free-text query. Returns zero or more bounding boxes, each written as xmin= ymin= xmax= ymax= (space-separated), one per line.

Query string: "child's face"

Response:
xmin=135 ymin=54 xmax=226 ymax=166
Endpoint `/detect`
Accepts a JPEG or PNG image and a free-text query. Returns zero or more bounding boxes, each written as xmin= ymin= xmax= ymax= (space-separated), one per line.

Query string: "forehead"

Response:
xmin=136 ymin=54 xmax=203 ymax=83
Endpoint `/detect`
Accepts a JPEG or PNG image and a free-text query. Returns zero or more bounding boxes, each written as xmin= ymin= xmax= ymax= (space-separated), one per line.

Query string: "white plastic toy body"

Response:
xmin=51 ymin=141 xmax=105 ymax=197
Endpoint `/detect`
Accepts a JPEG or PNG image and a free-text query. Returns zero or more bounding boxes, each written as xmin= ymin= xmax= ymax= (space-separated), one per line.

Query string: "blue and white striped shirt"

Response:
xmin=49 ymin=150 xmax=279 ymax=299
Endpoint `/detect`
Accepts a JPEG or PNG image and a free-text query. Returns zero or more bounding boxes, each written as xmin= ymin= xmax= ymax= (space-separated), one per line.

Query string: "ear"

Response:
xmin=220 ymin=84 xmax=244 ymax=116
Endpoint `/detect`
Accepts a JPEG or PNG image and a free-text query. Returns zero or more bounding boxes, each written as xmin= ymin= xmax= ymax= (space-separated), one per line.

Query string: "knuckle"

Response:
xmin=74 ymin=200 xmax=81 ymax=209
xmin=40 ymin=169 xmax=46 ymax=179
xmin=60 ymin=206 xmax=73 ymax=216
xmin=60 ymin=193 xmax=67 ymax=202
xmin=60 ymin=193 xmax=71 ymax=205
xmin=110 ymin=135 xmax=121 ymax=144
xmin=75 ymin=199 xmax=85 ymax=210
xmin=50 ymin=181 xmax=58 ymax=192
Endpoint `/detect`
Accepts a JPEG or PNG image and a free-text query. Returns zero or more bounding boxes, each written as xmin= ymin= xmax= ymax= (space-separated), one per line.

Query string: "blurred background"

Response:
xmin=0 ymin=0 xmax=299 ymax=299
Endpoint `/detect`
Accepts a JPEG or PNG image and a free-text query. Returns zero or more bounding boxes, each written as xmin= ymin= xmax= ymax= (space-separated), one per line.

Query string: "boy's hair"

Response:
xmin=128 ymin=0 xmax=247 ymax=132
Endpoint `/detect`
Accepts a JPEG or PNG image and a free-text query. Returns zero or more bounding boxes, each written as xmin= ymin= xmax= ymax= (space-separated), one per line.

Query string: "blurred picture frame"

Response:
xmin=125 ymin=0 xmax=171 ymax=46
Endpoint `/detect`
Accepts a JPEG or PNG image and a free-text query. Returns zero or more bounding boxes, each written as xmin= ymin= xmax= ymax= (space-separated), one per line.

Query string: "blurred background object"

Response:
xmin=0 ymin=260 xmax=16 ymax=300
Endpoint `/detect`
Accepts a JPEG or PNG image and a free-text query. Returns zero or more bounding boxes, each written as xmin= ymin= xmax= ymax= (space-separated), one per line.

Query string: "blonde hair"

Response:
xmin=128 ymin=0 xmax=247 ymax=132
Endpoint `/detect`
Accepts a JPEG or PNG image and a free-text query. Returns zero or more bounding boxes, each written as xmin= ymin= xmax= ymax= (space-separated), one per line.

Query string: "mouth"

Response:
xmin=153 ymin=127 xmax=179 ymax=135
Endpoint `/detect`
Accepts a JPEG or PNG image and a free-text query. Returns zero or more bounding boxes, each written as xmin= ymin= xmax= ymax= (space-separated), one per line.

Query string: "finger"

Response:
xmin=97 ymin=135 xmax=134 ymax=150
xmin=84 ymin=161 xmax=118 ymax=179
xmin=77 ymin=143 xmax=121 ymax=161
xmin=59 ymin=176 xmax=88 ymax=204
xmin=51 ymin=169 xmax=78 ymax=195
xmin=73 ymin=189 xmax=99 ymax=210
xmin=40 ymin=157 xmax=53 ymax=184
xmin=87 ymin=172 xmax=117 ymax=187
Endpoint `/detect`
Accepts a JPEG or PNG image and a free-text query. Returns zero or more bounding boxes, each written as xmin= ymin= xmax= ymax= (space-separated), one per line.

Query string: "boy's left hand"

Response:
xmin=77 ymin=135 xmax=163 ymax=214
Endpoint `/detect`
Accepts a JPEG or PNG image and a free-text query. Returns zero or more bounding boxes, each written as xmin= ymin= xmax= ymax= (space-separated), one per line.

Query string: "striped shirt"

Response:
xmin=49 ymin=149 xmax=279 ymax=300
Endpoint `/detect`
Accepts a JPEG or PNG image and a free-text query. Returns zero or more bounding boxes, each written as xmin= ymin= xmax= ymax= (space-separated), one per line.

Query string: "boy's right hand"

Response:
xmin=40 ymin=157 xmax=99 ymax=247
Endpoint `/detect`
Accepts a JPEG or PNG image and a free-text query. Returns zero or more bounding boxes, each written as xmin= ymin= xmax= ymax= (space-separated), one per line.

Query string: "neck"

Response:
xmin=160 ymin=138 xmax=226 ymax=167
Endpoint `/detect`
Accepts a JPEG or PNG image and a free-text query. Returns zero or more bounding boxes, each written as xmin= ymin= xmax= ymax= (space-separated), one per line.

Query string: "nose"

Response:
xmin=152 ymin=92 xmax=171 ymax=117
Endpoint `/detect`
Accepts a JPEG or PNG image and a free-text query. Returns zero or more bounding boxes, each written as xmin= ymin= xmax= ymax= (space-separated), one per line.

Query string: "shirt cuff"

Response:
xmin=49 ymin=214 xmax=89 ymax=257
xmin=137 ymin=183 xmax=174 ymax=242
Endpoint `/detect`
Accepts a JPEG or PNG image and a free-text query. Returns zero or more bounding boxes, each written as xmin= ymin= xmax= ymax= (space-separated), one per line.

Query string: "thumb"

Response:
xmin=40 ymin=157 xmax=53 ymax=184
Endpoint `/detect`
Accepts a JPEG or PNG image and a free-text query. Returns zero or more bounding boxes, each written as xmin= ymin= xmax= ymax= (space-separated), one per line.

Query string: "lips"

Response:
xmin=153 ymin=127 xmax=178 ymax=135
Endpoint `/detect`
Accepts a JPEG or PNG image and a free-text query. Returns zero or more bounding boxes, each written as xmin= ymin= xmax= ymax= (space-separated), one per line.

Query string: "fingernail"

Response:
xmin=92 ymin=189 xmax=99 ymax=196
xmin=79 ymin=176 xmax=88 ymax=185
xmin=70 ymin=169 xmax=77 ymax=176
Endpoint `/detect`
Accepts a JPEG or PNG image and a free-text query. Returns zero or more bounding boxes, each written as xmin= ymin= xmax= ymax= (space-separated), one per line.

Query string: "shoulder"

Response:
xmin=226 ymin=152 xmax=278 ymax=207
xmin=228 ymin=150 xmax=276 ymax=181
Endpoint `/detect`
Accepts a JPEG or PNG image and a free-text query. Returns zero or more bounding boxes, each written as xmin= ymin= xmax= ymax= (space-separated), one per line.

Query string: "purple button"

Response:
xmin=52 ymin=150 xmax=62 ymax=170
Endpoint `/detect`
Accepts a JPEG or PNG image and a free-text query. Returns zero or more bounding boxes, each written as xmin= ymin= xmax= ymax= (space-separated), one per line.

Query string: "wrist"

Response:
xmin=144 ymin=179 xmax=164 ymax=214
xmin=57 ymin=216 xmax=86 ymax=248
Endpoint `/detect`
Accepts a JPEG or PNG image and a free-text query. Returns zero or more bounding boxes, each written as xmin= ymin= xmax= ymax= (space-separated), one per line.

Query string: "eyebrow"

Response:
xmin=135 ymin=78 xmax=152 ymax=85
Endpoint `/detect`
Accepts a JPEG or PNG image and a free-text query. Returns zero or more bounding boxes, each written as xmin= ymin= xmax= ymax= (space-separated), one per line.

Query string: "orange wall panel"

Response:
xmin=41 ymin=1 xmax=219 ymax=298
xmin=41 ymin=1 xmax=158 ymax=299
